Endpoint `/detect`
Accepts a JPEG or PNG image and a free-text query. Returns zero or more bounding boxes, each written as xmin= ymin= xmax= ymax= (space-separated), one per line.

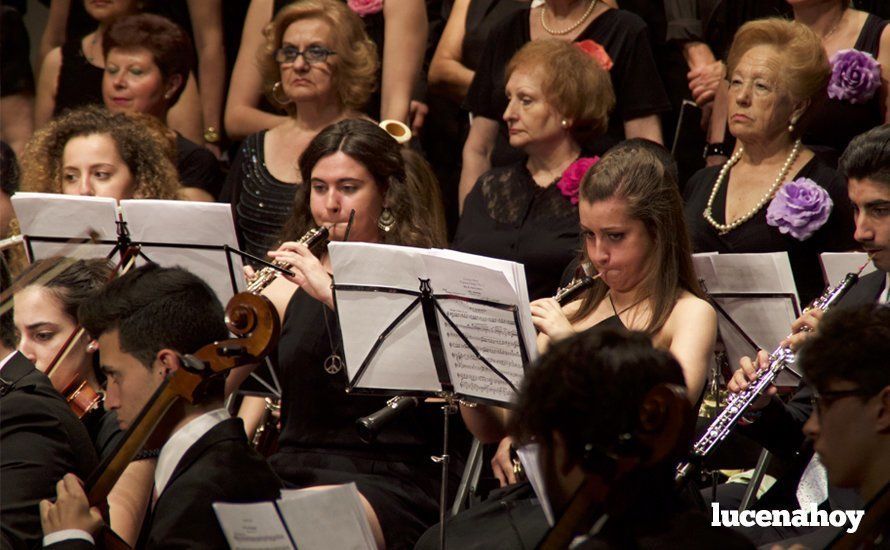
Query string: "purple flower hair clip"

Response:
xmin=766 ymin=178 xmax=833 ymax=241
xmin=557 ymin=156 xmax=599 ymax=205
xmin=348 ymin=0 xmax=383 ymax=17
xmin=828 ymin=49 xmax=882 ymax=104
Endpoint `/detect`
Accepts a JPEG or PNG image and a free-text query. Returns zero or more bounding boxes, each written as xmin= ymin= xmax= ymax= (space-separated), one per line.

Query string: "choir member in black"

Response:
xmin=452 ymin=39 xmax=615 ymax=300
xmin=228 ymin=119 xmax=449 ymax=549
xmin=101 ymin=13 xmax=223 ymax=201
xmin=11 ymin=259 xmax=153 ymax=546
xmin=39 ymin=265 xmax=282 ymax=549
xmin=683 ymin=19 xmax=856 ymax=304
xmin=0 ymin=258 xmax=98 ymax=550
xmin=221 ymin=0 xmax=377 ymax=265
xmin=458 ymin=0 xmax=671 ymax=210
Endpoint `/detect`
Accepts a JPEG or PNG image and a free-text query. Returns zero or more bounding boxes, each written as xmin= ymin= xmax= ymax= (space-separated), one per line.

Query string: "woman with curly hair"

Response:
xmin=20 ymin=105 xmax=179 ymax=200
xmin=220 ymin=0 xmax=378 ymax=266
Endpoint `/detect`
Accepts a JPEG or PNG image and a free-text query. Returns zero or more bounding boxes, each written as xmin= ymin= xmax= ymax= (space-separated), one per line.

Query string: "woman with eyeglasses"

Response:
xmin=220 ymin=0 xmax=377 ymax=265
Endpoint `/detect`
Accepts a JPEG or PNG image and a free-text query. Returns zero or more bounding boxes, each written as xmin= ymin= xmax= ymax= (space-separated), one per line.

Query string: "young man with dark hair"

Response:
xmin=510 ymin=327 xmax=751 ymax=549
xmin=40 ymin=264 xmax=281 ymax=549
xmin=798 ymin=304 xmax=890 ymax=545
xmin=0 ymin=257 xmax=98 ymax=550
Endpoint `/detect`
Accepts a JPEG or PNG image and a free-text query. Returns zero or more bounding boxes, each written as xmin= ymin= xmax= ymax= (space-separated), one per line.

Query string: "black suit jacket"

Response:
xmin=46 ymin=417 xmax=282 ymax=549
xmin=0 ymin=352 xmax=98 ymax=550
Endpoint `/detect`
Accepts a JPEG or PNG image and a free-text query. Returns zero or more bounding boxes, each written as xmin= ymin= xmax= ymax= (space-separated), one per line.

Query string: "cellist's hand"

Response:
xmin=40 ymin=473 xmax=104 ymax=536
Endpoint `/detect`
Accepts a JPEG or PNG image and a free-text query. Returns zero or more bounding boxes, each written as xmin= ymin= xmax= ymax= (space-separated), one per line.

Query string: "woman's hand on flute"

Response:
xmin=530 ymin=298 xmax=574 ymax=342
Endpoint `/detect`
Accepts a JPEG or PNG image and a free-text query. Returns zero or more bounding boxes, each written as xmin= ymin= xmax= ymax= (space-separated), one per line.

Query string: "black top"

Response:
xmin=802 ymin=14 xmax=888 ymax=166
xmin=271 ymin=289 xmax=461 ymax=549
xmin=452 ymin=161 xmax=580 ymax=300
xmin=683 ymin=156 xmax=856 ymax=304
xmin=54 ymin=37 xmax=104 ymax=117
xmin=221 ymin=131 xmax=298 ymax=266
xmin=1 ymin=6 xmax=34 ymax=97
xmin=82 ymin=407 xmax=124 ymax=461
xmin=462 ymin=0 xmax=528 ymax=73
xmin=466 ymin=8 xmax=671 ymax=167
xmin=175 ymin=134 xmax=225 ymax=199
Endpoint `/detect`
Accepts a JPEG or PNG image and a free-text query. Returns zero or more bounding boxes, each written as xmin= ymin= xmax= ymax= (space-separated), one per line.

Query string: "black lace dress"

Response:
xmin=452 ymin=161 xmax=580 ymax=300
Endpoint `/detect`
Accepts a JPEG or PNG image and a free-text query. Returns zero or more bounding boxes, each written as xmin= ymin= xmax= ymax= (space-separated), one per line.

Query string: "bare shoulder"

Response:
xmin=670 ymin=291 xmax=716 ymax=324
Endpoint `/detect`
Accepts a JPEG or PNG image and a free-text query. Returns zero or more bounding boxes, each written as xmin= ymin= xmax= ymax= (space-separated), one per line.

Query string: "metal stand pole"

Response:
xmin=433 ymin=396 xmax=457 ymax=550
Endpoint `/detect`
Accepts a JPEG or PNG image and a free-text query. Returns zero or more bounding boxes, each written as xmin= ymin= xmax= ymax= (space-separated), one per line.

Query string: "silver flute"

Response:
xmin=246 ymin=226 xmax=329 ymax=294
xmin=675 ymin=264 xmax=867 ymax=483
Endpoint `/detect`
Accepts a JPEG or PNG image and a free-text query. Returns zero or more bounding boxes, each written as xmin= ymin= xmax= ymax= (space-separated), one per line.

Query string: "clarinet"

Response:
xmin=354 ymin=268 xmax=601 ymax=442
xmin=675 ymin=268 xmax=864 ymax=483
xmin=248 ymin=227 xmax=328 ymax=454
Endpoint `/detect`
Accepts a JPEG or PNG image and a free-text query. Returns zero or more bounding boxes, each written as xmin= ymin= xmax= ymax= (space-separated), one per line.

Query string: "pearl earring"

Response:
xmin=561 ymin=119 xmax=569 ymax=129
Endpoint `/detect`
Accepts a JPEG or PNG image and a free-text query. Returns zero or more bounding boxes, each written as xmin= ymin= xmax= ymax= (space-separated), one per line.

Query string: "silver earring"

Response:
xmin=377 ymin=207 xmax=396 ymax=232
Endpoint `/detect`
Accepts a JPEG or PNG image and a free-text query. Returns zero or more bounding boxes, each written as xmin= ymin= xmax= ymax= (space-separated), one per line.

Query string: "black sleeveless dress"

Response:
xmin=53 ymin=37 xmax=104 ymax=117
xmin=802 ymin=14 xmax=888 ymax=166
xmin=268 ymin=289 xmax=464 ymax=549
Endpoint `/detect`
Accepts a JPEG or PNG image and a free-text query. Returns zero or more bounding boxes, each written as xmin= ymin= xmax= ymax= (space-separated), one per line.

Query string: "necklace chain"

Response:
xmin=540 ymin=0 xmax=598 ymax=36
xmin=822 ymin=9 xmax=846 ymax=41
xmin=702 ymin=139 xmax=802 ymax=235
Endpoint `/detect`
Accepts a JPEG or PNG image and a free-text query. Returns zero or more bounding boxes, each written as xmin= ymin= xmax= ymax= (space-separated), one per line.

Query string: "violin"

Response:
xmin=83 ymin=289 xmax=279 ymax=546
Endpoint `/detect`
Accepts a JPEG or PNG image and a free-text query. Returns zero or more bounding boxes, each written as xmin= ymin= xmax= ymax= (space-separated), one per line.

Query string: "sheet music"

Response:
xmin=820 ymin=252 xmax=875 ymax=287
xmin=693 ymin=252 xmax=802 ymax=385
xmin=11 ymin=193 xmax=117 ymax=260
xmin=423 ymin=254 xmax=526 ymax=402
xmin=329 ymin=242 xmax=533 ymax=403
xmin=121 ymin=200 xmax=244 ymax=303
xmin=212 ymin=502 xmax=294 ymax=550
xmin=516 ymin=444 xmax=554 ymax=526
xmin=276 ymin=484 xmax=376 ymax=550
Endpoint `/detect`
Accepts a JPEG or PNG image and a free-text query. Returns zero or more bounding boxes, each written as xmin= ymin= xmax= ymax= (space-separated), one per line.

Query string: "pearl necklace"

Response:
xmin=540 ymin=0 xmax=598 ymax=36
xmin=702 ymin=139 xmax=802 ymax=235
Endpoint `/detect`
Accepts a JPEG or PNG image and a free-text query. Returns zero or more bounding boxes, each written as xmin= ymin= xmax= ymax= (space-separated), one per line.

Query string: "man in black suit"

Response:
xmin=715 ymin=125 xmax=890 ymax=545
xmin=0 ymin=258 xmax=99 ymax=550
xmin=39 ymin=265 xmax=281 ymax=549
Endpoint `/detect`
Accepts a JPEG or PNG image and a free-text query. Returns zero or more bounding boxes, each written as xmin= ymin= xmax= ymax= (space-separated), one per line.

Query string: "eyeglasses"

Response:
xmin=810 ymin=388 xmax=874 ymax=416
xmin=275 ymin=45 xmax=336 ymax=65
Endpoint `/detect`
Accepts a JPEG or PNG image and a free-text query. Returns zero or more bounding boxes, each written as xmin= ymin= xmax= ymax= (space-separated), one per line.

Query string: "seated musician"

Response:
xmin=477 ymin=140 xmax=716 ymax=482
xmin=39 ymin=264 xmax=282 ymax=549
xmin=226 ymin=118 xmax=452 ymax=550
xmin=715 ymin=123 xmax=890 ymax=546
xmin=0 ymin=258 xmax=98 ymax=550
xmin=798 ymin=304 xmax=890 ymax=548
xmin=510 ymin=326 xmax=752 ymax=548
xmin=12 ymin=259 xmax=154 ymax=546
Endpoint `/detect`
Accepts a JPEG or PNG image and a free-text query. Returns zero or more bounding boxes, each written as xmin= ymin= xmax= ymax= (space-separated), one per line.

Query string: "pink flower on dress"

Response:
xmin=347 ymin=0 xmax=383 ymax=17
xmin=574 ymin=40 xmax=613 ymax=71
xmin=557 ymin=156 xmax=599 ymax=205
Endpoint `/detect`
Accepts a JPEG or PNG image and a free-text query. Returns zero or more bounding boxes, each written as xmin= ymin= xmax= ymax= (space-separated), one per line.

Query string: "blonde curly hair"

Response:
xmin=21 ymin=106 xmax=180 ymax=199
xmin=258 ymin=0 xmax=378 ymax=114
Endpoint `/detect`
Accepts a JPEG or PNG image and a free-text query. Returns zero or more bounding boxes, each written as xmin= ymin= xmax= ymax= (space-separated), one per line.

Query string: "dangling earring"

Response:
xmin=271 ymin=81 xmax=291 ymax=106
xmin=788 ymin=115 xmax=799 ymax=134
xmin=377 ymin=207 xmax=396 ymax=232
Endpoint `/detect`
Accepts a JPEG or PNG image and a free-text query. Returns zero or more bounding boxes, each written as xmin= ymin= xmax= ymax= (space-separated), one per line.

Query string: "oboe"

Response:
xmin=249 ymin=226 xmax=328 ymax=454
xmin=246 ymin=226 xmax=329 ymax=293
xmin=675 ymin=264 xmax=867 ymax=483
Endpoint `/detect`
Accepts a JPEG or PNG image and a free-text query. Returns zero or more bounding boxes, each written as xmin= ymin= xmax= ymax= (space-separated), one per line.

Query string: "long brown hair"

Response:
xmin=569 ymin=143 xmax=703 ymax=335
xmin=278 ymin=119 xmax=443 ymax=248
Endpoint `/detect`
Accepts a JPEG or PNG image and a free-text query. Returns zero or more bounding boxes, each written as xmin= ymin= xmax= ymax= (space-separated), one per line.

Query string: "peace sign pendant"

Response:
xmin=324 ymin=354 xmax=343 ymax=375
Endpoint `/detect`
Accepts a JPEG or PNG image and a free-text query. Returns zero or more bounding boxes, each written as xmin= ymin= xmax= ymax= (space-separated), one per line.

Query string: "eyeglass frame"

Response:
xmin=274 ymin=45 xmax=336 ymax=65
xmin=810 ymin=388 xmax=875 ymax=417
